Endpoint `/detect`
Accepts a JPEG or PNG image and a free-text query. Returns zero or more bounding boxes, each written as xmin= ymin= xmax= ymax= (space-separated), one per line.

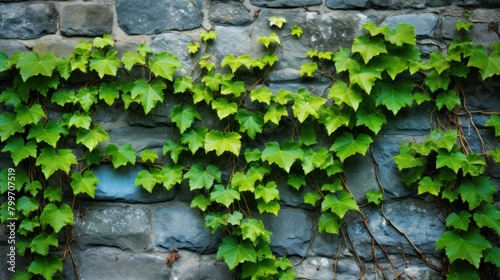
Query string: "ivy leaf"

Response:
xmin=140 ymin=149 xmax=158 ymax=163
xmin=261 ymin=141 xmax=304 ymax=173
xmin=255 ymin=182 xmax=280 ymax=203
xmin=28 ymin=255 xmax=63 ymax=280
xmin=319 ymin=106 xmax=352 ymax=136
xmin=467 ymin=45 xmax=500 ymax=80
xmin=66 ymin=111 xmax=92 ymax=129
xmin=236 ymin=109 xmax=264 ymax=139
xmin=0 ymin=87 xmax=23 ymax=107
xmin=18 ymin=217 xmax=41 ymax=236
xmin=366 ymin=190 xmax=383 ymax=205
xmin=149 ymin=51 xmax=182 ymax=81
xmin=250 ymin=87 xmax=273 ymax=105
xmin=241 ymin=218 xmax=271 ymax=244
xmin=181 ymin=126 xmax=207 ymax=154
xmin=0 ymin=111 xmax=23 ymax=142
xmin=244 ymin=148 xmax=261 ymax=163
xmin=221 ymin=80 xmax=246 ymax=97
xmin=328 ymin=81 xmax=363 ymax=111
xmin=269 ymin=16 xmax=286 ymax=28
xmin=330 ymin=132 xmax=373 ymax=162
xmin=2 ymin=136 xmax=37 ymax=166
xmin=187 ymin=41 xmax=200 ymax=54
xmin=485 ymin=115 xmax=500 ymax=137
xmin=16 ymin=52 xmax=57 ymax=81
xmin=425 ymin=70 xmax=451 ymax=93
xmin=446 ymin=211 xmax=472 ymax=231
xmin=160 ymin=164 xmax=184 ymax=190
xmin=134 ymin=169 xmax=161 ymax=193
xmin=131 ymin=80 xmax=166 ymax=114
xmin=211 ymin=98 xmax=238 ymax=119
xmin=292 ymin=89 xmax=326 ymax=122
xmin=190 ymin=194 xmax=212 ymax=211
xmin=202 ymin=71 xmax=222 ymax=91
xmin=385 ymin=24 xmax=416 ymax=46
xmin=318 ymin=212 xmax=342 ymax=234
xmin=352 ymin=34 xmax=387 ymax=63
xmin=210 ymin=184 xmax=240 ymax=207
xmin=76 ymin=125 xmax=109 ymax=151
xmin=17 ymin=196 xmax=39 ymax=216
xmin=322 ymin=192 xmax=359 ymax=218
xmin=418 ymin=176 xmax=442 ymax=196
xmin=99 ymin=82 xmax=120 ymax=106
xmin=264 ymin=105 xmax=288 ymax=125
xmin=462 ymin=153 xmax=486 ymax=176
xmin=349 ymin=65 xmax=382 ymax=94
xmin=374 ymin=80 xmax=414 ymax=115
xmin=27 ymin=121 xmax=68 ymax=148
xmin=484 ymin=248 xmax=500 ymax=267
xmin=291 ymin=25 xmax=303 ymax=37
xmin=302 ymin=147 xmax=333 ymax=174
xmin=257 ymin=199 xmax=280 ymax=216
xmin=356 ymin=106 xmax=387 ymax=134
xmin=257 ymin=33 xmax=281 ymax=48
xmin=40 ymin=203 xmax=74 ymax=233
xmin=185 ymin=163 xmax=221 ymax=191
xmin=299 ymin=62 xmax=318 ymax=77
xmin=89 ymin=50 xmax=120 ymax=78
xmin=459 ymin=176 xmax=496 ymax=210
xmin=273 ymin=89 xmax=294 ymax=105
xmin=473 ymin=204 xmax=500 ymax=236
xmin=436 ymin=90 xmax=461 ymax=111
xmin=106 ymin=144 xmax=136 ymax=168
xmin=221 ymin=54 xmax=252 ymax=73
xmin=287 ymin=174 xmax=306 ymax=190
xmin=436 ymin=227 xmax=492 ymax=268
xmin=0 ymin=51 xmax=10 ymax=72
xmin=333 ymin=47 xmax=360 ymax=73
xmin=31 ymin=233 xmax=58 ymax=256
xmin=44 ymin=186 xmax=62 ymax=203
xmin=204 ymin=130 xmax=241 ymax=156
xmin=429 ymin=52 xmax=450 ymax=75
xmin=171 ymin=104 xmax=201 ymax=134
xmin=490 ymin=148 xmax=500 ymax=163
xmin=162 ymin=140 xmax=187 ymax=163
xmin=217 ymin=236 xmax=257 ymax=270
xmin=93 ymin=34 xmax=114 ymax=48
xmin=36 ymin=147 xmax=77 ymax=178
xmin=436 ymin=150 xmax=467 ymax=173
xmin=200 ymin=30 xmax=217 ymax=42
xmin=173 ymin=76 xmax=193 ymax=93
xmin=71 ymin=171 xmax=100 ymax=198
xmin=15 ymin=104 xmax=46 ymax=127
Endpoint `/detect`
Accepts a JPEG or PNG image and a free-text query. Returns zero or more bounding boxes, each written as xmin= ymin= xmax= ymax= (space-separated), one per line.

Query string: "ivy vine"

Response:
xmin=0 ymin=14 xmax=499 ymax=279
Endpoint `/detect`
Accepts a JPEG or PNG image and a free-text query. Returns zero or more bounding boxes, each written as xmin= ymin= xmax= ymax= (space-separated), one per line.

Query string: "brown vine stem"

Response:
xmin=333 ymin=235 xmax=345 ymax=280
xmin=342 ymin=226 xmax=365 ymax=279
xmin=369 ymin=147 xmax=444 ymax=273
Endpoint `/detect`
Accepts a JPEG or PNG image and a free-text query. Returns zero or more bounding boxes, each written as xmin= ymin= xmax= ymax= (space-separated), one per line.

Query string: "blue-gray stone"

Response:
xmin=93 ymin=164 xmax=175 ymax=203
xmin=210 ymin=1 xmax=254 ymax=26
xmin=325 ymin=0 xmax=370 ymax=9
xmin=164 ymin=250 xmax=235 ymax=280
xmin=258 ymin=207 xmax=313 ymax=256
xmin=116 ymin=0 xmax=203 ymax=34
xmin=60 ymin=3 xmax=113 ymax=36
xmin=73 ymin=205 xmax=153 ymax=252
xmin=250 ymin=0 xmax=322 ymax=8
xmin=107 ymin=126 xmax=169 ymax=153
xmin=381 ymin=13 xmax=439 ymax=37
xmin=0 ymin=40 xmax=29 ymax=56
xmin=155 ymin=203 xmax=221 ymax=253
xmin=0 ymin=3 xmax=58 ymax=39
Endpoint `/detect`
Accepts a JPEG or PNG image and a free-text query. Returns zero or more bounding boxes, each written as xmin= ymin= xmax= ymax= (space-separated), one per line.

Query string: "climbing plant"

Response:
xmin=0 ymin=13 xmax=498 ymax=279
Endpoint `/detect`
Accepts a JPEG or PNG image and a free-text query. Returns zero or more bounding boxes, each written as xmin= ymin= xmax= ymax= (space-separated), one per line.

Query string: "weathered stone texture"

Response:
xmin=250 ymin=0 xmax=322 ymax=8
xmin=0 ymin=3 xmax=58 ymax=39
xmin=60 ymin=3 xmax=113 ymax=36
xmin=116 ymin=0 xmax=203 ymax=34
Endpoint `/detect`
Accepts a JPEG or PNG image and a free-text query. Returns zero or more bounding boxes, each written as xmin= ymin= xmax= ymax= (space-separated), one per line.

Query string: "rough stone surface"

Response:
xmin=93 ymin=164 xmax=175 ymax=203
xmin=116 ymin=0 xmax=203 ymax=34
xmin=164 ymin=250 xmax=235 ymax=280
xmin=0 ymin=3 xmax=58 ymax=39
xmin=0 ymin=40 xmax=29 ymax=56
xmin=381 ymin=13 xmax=439 ymax=37
xmin=209 ymin=1 xmax=254 ymax=26
xmin=155 ymin=203 xmax=221 ymax=253
xmin=250 ymin=0 xmax=322 ymax=8
xmin=73 ymin=205 xmax=153 ymax=252
xmin=60 ymin=3 xmax=113 ymax=36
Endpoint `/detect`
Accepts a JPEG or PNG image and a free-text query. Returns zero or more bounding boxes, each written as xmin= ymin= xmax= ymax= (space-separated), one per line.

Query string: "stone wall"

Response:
xmin=0 ymin=0 xmax=499 ymax=279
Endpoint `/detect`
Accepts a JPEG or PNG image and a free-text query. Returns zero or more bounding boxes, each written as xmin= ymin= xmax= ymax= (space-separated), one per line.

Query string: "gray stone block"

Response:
xmin=93 ymin=164 xmax=176 ymax=203
xmin=60 ymin=3 xmax=113 ymax=36
xmin=210 ymin=1 xmax=254 ymax=26
xmin=155 ymin=203 xmax=221 ymax=253
xmin=164 ymin=250 xmax=235 ymax=280
xmin=250 ymin=0 xmax=322 ymax=7
xmin=325 ymin=0 xmax=371 ymax=9
xmin=0 ymin=3 xmax=58 ymax=39
xmin=116 ymin=0 xmax=203 ymax=34
xmin=0 ymin=40 xmax=28 ymax=56
xmin=381 ymin=13 xmax=439 ymax=37
xmin=73 ymin=205 xmax=153 ymax=252
xmin=107 ymin=125 xmax=170 ymax=153
xmin=258 ymin=207 xmax=313 ymax=256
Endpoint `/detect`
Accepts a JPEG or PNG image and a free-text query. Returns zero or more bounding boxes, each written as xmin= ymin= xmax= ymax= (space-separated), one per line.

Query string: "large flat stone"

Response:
xmin=0 ymin=3 xmax=58 ymax=39
xmin=116 ymin=0 xmax=203 ymax=34
xmin=155 ymin=203 xmax=221 ymax=253
xmin=60 ymin=3 xmax=113 ymax=36
xmin=381 ymin=13 xmax=439 ymax=37
xmin=250 ymin=0 xmax=322 ymax=7
xmin=93 ymin=164 xmax=176 ymax=203
xmin=73 ymin=205 xmax=153 ymax=252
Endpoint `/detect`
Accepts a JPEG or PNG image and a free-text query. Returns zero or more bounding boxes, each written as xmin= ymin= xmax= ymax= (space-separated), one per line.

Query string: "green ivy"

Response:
xmin=0 ymin=15 xmax=499 ymax=279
